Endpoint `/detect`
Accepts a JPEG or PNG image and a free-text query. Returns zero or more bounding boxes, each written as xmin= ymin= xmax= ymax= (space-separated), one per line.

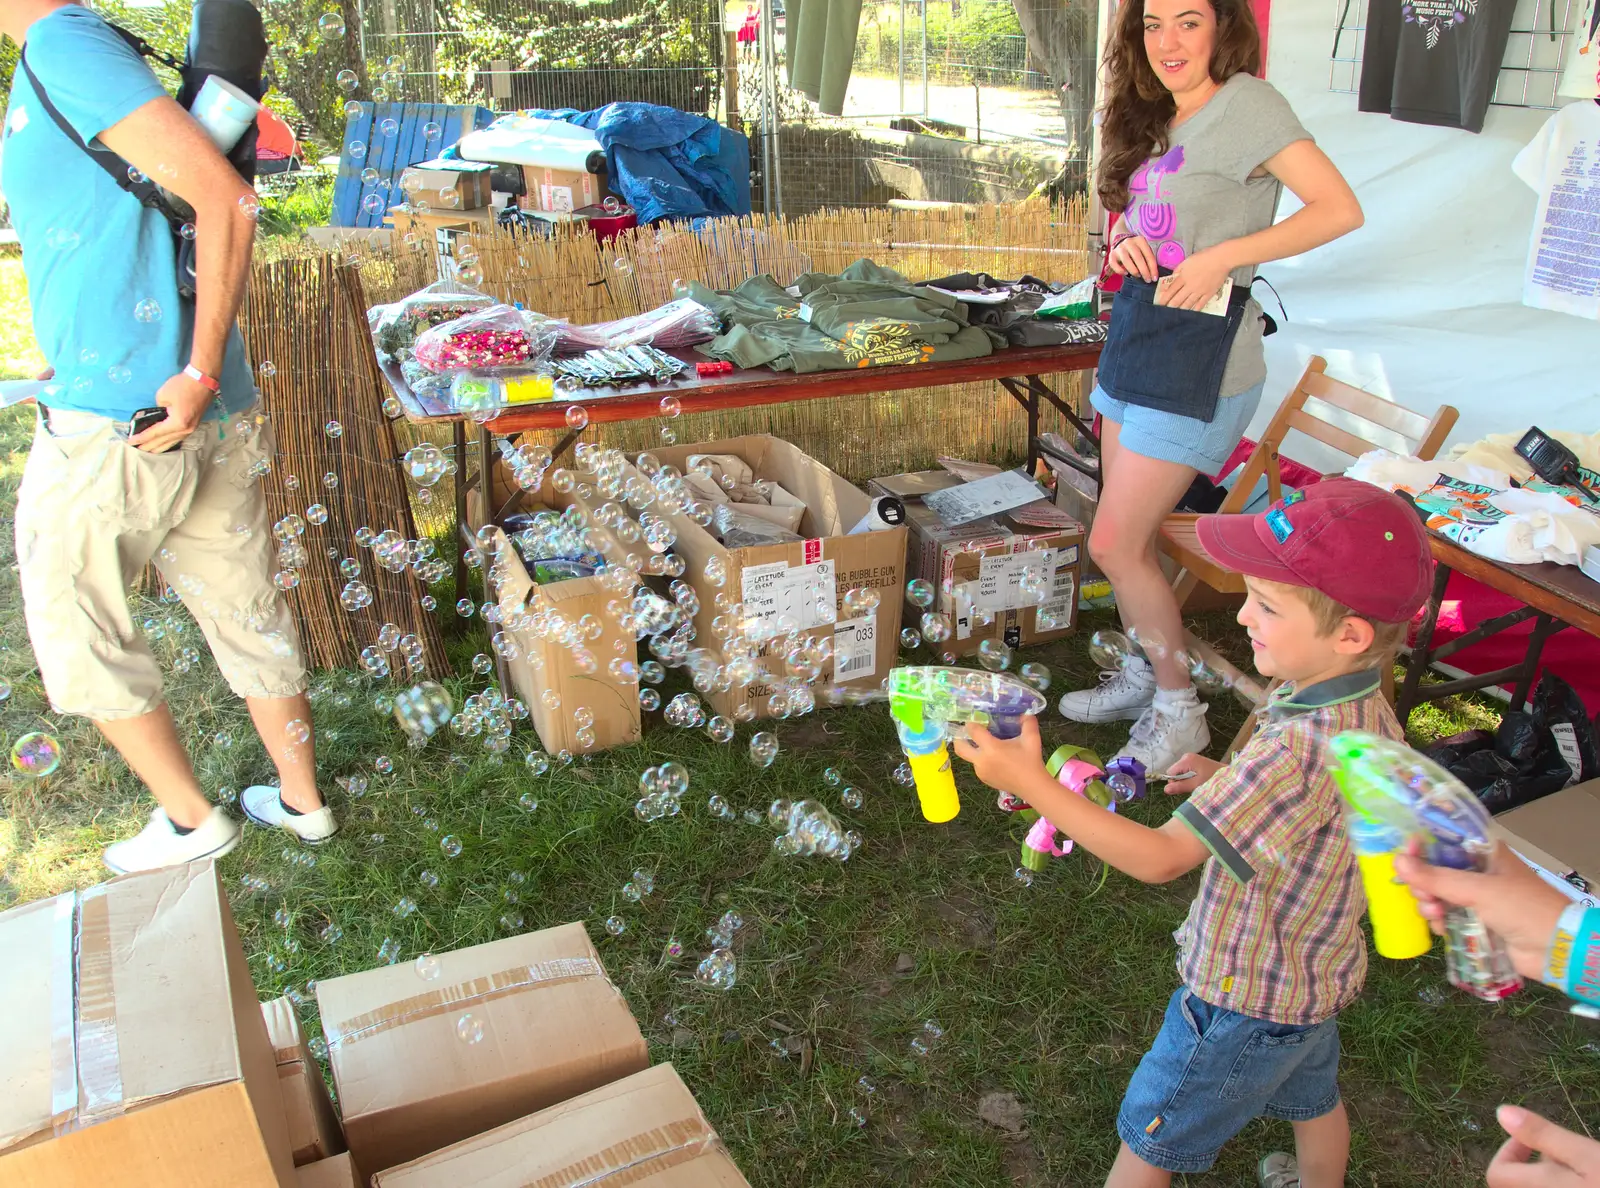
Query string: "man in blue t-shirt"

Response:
xmin=1 ymin=1 xmax=337 ymax=870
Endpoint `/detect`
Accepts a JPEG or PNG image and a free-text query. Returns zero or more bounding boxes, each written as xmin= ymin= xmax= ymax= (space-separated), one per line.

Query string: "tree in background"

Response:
xmin=1009 ymin=0 xmax=1096 ymax=158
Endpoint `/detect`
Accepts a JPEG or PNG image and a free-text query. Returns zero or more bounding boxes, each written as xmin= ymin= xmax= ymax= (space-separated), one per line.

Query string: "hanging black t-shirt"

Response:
xmin=1358 ymin=0 xmax=1518 ymax=134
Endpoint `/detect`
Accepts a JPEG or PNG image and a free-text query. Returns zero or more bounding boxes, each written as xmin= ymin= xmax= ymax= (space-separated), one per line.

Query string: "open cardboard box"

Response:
xmin=372 ymin=1064 xmax=750 ymax=1188
xmin=870 ymin=469 xmax=1082 ymax=658
xmin=1490 ymin=779 xmax=1600 ymax=905
xmin=0 ymin=862 xmax=296 ymax=1188
xmin=262 ymin=996 xmax=346 ymax=1167
xmin=314 ymin=922 xmax=647 ymax=1177
xmin=643 ymin=435 xmax=908 ymax=720
xmin=296 ymin=1152 xmax=364 ymax=1188
xmin=473 ymin=472 xmax=642 ymax=756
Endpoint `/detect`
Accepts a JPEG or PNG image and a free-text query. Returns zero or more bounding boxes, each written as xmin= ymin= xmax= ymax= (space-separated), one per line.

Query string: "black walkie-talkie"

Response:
xmin=1516 ymin=427 xmax=1599 ymax=504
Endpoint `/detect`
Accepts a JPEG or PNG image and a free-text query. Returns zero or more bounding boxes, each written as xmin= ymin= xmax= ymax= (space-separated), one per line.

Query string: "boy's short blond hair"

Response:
xmin=1265 ymin=579 xmax=1410 ymax=659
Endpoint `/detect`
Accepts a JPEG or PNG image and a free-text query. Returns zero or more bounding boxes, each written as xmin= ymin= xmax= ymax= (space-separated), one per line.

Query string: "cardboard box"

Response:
xmin=315 ymin=922 xmax=648 ymax=1176
xmin=518 ymin=164 xmax=602 ymax=214
xmin=1490 ymin=780 xmax=1600 ymax=905
xmin=398 ymin=159 xmax=494 ymax=211
xmin=262 ymin=996 xmax=346 ymax=1166
xmin=372 ymin=1065 xmax=749 ymax=1188
xmin=870 ymin=470 xmax=1082 ymax=656
xmin=0 ymin=862 xmax=296 ymax=1188
xmin=644 ymin=435 xmax=908 ymax=720
xmin=297 ymin=1152 xmax=364 ymax=1188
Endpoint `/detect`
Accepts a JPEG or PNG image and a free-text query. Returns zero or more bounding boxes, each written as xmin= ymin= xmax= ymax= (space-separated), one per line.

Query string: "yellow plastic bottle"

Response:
xmin=896 ymin=720 xmax=960 ymax=823
xmin=1348 ymin=818 xmax=1433 ymax=959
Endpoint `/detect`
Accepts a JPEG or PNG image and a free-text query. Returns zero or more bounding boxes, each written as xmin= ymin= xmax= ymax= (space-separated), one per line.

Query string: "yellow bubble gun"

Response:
xmin=887 ymin=667 xmax=1046 ymax=823
xmin=1330 ymin=731 xmax=1521 ymax=1000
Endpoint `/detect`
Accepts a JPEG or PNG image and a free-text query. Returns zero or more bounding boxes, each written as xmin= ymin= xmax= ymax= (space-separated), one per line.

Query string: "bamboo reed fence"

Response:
xmin=240 ymin=256 xmax=452 ymax=676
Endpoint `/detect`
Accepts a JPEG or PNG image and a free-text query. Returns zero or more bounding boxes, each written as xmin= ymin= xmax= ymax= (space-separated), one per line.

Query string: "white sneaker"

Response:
xmin=103 ymin=806 xmax=241 ymax=874
xmin=1115 ymin=702 xmax=1211 ymax=777
xmin=1257 ymin=1152 xmax=1301 ymax=1188
xmin=241 ymin=785 xmax=339 ymax=843
xmin=1058 ymin=657 xmax=1156 ymax=723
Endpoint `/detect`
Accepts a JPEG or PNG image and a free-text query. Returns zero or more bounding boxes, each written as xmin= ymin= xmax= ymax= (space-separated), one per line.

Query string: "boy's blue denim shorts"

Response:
xmin=1091 ymin=380 xmax=1264 ymax=474
xmin=1116 ymin=988 xmax=1342 ymax=1174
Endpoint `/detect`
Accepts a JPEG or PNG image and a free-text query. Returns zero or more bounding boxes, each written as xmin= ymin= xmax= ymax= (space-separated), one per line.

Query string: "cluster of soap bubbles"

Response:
xmin=393 ymin=680 xmax=453 ymax=740
xmin=635 ymin=760 xmax=690 ymax=821
xmin=694 ymin=910 xmax=743 ymax=990
xmin=1088 ymin=625 xmax=1236 ymax=699
xmin=448 ymin=685 xmax=527 ymax=754
xmin=768 ymin=798 xmax=860 ymax=861
xmin=909 ymin=1018 xmax=945 ymax=1057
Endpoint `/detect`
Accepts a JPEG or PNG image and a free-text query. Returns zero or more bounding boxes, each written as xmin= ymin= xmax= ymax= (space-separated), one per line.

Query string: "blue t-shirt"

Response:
xmin=0 ymin=4 xmax=255 ymax=420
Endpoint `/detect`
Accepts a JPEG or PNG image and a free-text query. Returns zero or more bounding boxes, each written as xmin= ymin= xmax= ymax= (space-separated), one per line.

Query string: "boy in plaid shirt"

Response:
xmin=957 ymin=479 xmax=1433 ymax=1188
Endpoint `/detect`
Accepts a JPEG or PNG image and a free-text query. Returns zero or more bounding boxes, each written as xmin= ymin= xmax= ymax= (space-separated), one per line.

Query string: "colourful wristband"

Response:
xmin=1565 ymin=906 xmax=1600 ymax=1006
xmin=1545 ymin=902 xmax=1587 ymax=990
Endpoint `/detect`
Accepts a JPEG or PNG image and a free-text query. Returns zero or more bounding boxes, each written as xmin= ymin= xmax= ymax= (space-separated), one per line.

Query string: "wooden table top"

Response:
xmin=1429 ymin=530 xmax=1600 ymax=639
xmin=384 ymin=340 xmax=1102 ymax=434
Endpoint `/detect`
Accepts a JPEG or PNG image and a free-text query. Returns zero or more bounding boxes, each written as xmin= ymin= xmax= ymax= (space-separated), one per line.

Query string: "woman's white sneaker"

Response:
xmin=103 ymin=806 xmax=240 ymax=874
xmin=241 ymin=785 xmax=338 ymax=843
xmin=1058 ymin=657 xmax=1157 ymax=723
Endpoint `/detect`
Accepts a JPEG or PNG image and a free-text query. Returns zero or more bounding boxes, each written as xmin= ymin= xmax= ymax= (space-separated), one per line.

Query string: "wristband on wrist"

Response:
xmin=1567 ymin=906 xmax=1600 ymax=1005
xmin=1544 ymin=901 xmax=1586 ymax=990
xmin=183 ymin=364 xmax=221 ymax=393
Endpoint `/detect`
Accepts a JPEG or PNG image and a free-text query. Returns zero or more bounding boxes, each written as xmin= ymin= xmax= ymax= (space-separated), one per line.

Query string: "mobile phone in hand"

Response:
xmin=129 ymin=406 xmax=180 ymax=453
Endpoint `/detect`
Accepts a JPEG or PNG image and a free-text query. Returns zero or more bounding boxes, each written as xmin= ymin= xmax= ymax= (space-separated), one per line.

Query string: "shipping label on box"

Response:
xmin=833 ymin=615 xmax=878 ymax=682
xmin=741 ymin=557 xmax=836 ymax=632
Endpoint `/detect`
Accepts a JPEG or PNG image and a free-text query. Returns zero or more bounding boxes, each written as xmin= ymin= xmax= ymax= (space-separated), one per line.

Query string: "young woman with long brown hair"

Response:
xmin=1057 ymin=0 xmax=1364 ymax=792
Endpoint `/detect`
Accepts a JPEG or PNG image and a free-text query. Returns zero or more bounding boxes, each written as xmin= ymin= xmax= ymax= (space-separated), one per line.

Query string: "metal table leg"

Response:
xmin=1397 ymin=562 xmax=1452 ymax=721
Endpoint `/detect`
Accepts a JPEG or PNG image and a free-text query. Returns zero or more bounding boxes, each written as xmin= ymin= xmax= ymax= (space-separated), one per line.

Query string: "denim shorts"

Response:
xmin=1116 ymin=988 xmax=1342 ymax=1174
xmin=1091 ymin=380 xmax=1263 ymax=474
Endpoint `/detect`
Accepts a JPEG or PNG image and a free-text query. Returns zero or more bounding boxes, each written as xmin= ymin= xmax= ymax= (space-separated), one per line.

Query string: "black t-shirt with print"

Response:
xmin=1359 ymin=0 xmax=1517 ymax=134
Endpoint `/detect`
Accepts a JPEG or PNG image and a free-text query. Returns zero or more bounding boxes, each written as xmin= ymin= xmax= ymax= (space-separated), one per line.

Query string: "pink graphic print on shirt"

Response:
xmin=1128 ymin=145 xmax=1188 ymax=270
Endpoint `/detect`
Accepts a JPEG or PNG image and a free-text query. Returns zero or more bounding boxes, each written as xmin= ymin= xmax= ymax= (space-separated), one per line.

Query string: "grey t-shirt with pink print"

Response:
xmin=1121 ymin=71 xmax=1312 ymax=398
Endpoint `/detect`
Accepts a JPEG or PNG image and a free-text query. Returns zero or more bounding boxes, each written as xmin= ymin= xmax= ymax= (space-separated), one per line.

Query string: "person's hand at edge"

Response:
xmin=128 ymin=371 xmax=215 ymax=454
xmin=1107 ymin=233 xmax=1158 ymax=282
xmin=1487 ymin=1104 xmax=1600 ymax=1187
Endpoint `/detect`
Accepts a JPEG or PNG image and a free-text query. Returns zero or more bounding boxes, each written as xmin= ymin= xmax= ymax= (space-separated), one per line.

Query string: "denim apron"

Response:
xmin=1095 ymin=271 xmax=1252 ymax=424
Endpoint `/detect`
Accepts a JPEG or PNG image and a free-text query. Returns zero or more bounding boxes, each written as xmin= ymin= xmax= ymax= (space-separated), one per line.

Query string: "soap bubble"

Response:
xmin=1128 ymin=624 xmax=1169 ymax=661
xmin=695 ymin=948 xmax=737 ymax=990
xmin=320 ymin=922 xmax=344 ymax=945
xmin=1019 ymin=662 xmax=1051 ymax=691
xmin=565 ymin=405 xmax=589 ymax=430
xmin=133 ymin=298 xmax=162 ymax=323
xmin=324 ymin=420 xmax=343 ymax=439
xmin=317 ymin=11 xmax=346 ymax=37
xmin=377 ymin=938 xmax=402 ymax=964
xmin=748 ymin=732 xmax=779 ymax=768
xmin=1088 ymin=629 xmax=1134 ymax=671
xmin=706 ymin=716 xmax=735 ymax=744
xmin=11 ymin=733 xmax=62 ymax=777
xmin=374 ymin=754 xmax=394 ymax=774
xmin=524 ymin=751 xmax=551 ymax=775
xmin=456 ymin=599 xmax=475 ymax=617
xmin=906 ymin=579 xmax=936 ymax=608
xmin=395 ymin=681 xmax=453 ymax=739
xmin=405 ymin=444 xmax=447 ymax=486
xmin=1013 ymin=866 xmax=1034 ymax=887
xmin=977 ymin=638 xmax=1012 ymax=672
xmin=920 ymin=613 xmax=952 ymax=644
xmin=841 ymin=787 xmax=863 ymax=810
xmin=361 ymin=193 xmax=383 ymax=215
xmin=423 ymin=120 xmax=442 ymax=141
xmin=500 ymin=913 xmax=525 ymax=932
xmin=440 ymin=835 xmax=463 ymax=858
xmin=605 ymin=916 xmax=627 ymax=936
xmin=336 ymin=67 xmax=358 ymax=91
xmin=664 ymin=937 xmax=684 ymax=958
xmin=519 ymin=792 xmax=540 ymax=811
xmin=899 ymin=627 xmax=921 ymax=649
xmin=456 ymin=1013 xmax=484 ymax=1044
xmin=892 ymin=762 xmax=914 ymax=786
xmin=842 ymin=587 xmax=881 ymax=618
xmin=379 ymin=117 xmax=399 ymax=138
xmin=415 ymin=953 xmax=441 ymax=980
xmin=392 ymin=897 xmax=418 ymax=918
xmin=239 ymin=194 xmax=261 ymax=220
xmin=659 ymin=396 xmax=682 ymax=418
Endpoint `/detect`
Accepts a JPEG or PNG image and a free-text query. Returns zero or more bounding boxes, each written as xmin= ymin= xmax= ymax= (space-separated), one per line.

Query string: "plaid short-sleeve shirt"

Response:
xmin=1172 ymin=670 xmax=1402 ymax=1025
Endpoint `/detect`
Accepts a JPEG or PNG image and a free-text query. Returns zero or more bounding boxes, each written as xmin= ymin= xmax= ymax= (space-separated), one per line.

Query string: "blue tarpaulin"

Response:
xmin=526 ymin=103 xmax=751 ymax=225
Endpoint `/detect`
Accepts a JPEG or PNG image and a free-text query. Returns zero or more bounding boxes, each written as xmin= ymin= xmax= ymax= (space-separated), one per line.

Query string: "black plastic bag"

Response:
xmin=1452 ymin=749 xmax=1520 ymax=793
xmin=1425 ymin=729 xmax=1494 ymax=769
xmin=1531 ymin=671 xmax=1599 ymax=785
xmin=1494 ymin=711 xmax=1543 ymax=773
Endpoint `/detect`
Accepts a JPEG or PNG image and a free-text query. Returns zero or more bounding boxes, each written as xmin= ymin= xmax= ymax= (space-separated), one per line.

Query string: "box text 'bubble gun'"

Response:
xmin=1330 ymin=731 xmax=1521 ymax=1001
xmin=887 ymin=667 xmax=1046 ymax=822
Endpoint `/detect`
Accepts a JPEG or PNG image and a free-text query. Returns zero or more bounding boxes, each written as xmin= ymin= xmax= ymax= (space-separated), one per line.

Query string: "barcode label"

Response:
xmin=833 ymin=615 xmax=877 ymax=682
xmin=1036 ymin=566 xmax=1075 ymax=632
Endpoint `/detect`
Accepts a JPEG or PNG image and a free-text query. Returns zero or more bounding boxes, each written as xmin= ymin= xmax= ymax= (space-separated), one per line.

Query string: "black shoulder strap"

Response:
xmin=19 ymin=44 xmax=187 ymax=227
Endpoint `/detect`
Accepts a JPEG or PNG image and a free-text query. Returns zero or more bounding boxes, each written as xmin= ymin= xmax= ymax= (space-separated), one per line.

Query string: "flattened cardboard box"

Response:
xmin=315 ymin=922 xmax=648 ymax=1176
xmin=297 ymin=1152 xmax=364 ymax=1188
xmin=0 ymin=861 xmax=296 ymax=1188
xmin=645 ymin=436 xmax=908 ymax=721
xmin=399 ymin=159 xmax=493 ymax=210
xmin=262 ymin=996 xmax=347 ymax=1166
xmin=870 ymin=470 xmax=1082 ymax=657
xmin=373 ymin=1064 xmax=750 ymax=1188
xmin=478 ymin=472 xmax=642 ymax=755
xmin=1490 ymin=780 xmax=1600 ymax=905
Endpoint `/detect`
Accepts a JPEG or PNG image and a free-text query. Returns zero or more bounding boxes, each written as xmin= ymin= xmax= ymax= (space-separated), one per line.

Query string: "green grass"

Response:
xmin=0 ymin=257 xmax=45 ymax=382
xmin=0 ymin=309 xmax=1594 ymax=1183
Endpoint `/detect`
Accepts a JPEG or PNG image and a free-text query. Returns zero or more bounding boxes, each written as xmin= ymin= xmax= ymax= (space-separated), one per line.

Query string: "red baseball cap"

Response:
xmin=1194 ymin=477 xmax=1432 ymax=622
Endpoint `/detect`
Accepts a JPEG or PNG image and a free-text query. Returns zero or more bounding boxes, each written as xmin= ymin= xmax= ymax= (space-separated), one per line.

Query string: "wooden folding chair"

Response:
xmin=1157 ymin=357 xmax=1459 ymax=758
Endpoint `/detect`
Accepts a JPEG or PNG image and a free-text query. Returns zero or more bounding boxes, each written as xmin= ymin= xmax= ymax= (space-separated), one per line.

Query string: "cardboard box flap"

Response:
xmin=262 ymin=995 xmax=305 ymax=1065
xmin=317 ymin=923 xmax=635 ymax=1121
xmin=649 ymin=436 xmax=866 ymax=539
xmin=1491 ymin=780 xmax=1600 ymax=890
xmin=297 ymin=1152 xmax=363 ymax=1188
xmin=375 ymin=1064 xmax=745 ymax=1188
xmin=0 ymin=864 xmax=247 ymax=1153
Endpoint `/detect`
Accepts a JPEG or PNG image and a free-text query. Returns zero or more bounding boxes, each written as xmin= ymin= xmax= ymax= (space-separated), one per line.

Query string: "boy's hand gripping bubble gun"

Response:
xmin=887 ymin=667 xmax=1046 ymax=822
xmin=1330 ymin=731 xmax=1522 ymax=1001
